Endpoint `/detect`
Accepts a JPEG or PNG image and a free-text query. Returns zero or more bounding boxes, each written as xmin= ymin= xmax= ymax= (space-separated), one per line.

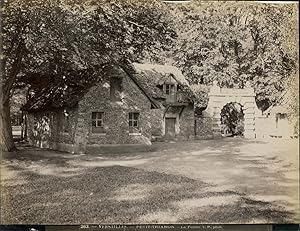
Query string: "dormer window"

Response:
xmin=165 ymin=84 xmax=175 ymax=95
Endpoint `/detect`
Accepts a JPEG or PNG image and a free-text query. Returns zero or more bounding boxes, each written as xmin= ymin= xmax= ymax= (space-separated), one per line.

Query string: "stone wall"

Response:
xmin=76 ymin=70 xmax=153 ymax=147
xmin=255 ymin=114 xmax=298 ymax=139
xmin=195 ymin=113 xmax=213 ymax=139
xmin=177 ymin=104 xmax=195 ymax=140
xmin=150 ymin=104 xmax=195 ymax=141
xmin=27 ymin=112 xmax=51 ymax=148
xmin=26 ymin=70 xmax=155 ymax=153
xmin=255 ymin=116 xmax=273 ymax=138
xmin=204 ymin=83 xmax=257 ymax=138
xmin=149 ymin=108 xmax=164 ymax=140
xmin=27 ymin=108 xmax=78 ymax=149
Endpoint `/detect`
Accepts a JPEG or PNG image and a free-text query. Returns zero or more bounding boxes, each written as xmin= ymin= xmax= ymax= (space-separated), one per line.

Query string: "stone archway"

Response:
xmin=204 ymin=81 xmax=260 ymax=139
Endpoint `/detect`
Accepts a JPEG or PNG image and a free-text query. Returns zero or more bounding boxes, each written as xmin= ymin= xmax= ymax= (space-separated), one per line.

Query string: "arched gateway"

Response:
xmin=204 ymin=81 xmax=260 ymax=138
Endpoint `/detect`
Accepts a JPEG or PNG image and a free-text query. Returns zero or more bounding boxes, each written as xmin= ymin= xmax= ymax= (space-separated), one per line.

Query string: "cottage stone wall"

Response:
xmin=152 ymin=104 xmax=194 ymax=141
xmin=176 ymin=104 xmax=195 ymax=140
xmin=149 ymin=108 xmax=164 ymax=139
xmin=76 ymin=71 xmax=153 ymax=149
xmin=148 ymin=105 xmax=195 ymax=141
xmin=195 ymin=111 xmax=213 ymax=139
xmin=27 ymin=108 xmax=78 ymax=151
xmin=27 ymin=72 xmax=154 ymax=153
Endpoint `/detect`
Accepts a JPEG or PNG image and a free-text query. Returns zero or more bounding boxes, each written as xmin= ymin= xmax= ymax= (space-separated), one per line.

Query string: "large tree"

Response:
xmin=169 ymin=2 xmax=298 ymax=111
xmin=0 ymin=0 xmax=176 ymax=151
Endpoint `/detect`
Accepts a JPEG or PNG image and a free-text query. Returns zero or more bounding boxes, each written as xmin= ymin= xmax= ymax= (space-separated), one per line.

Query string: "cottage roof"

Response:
xmin=131 ymin=63 xmax=196 ymax=102
xmin=22 ymin=63 xmax=197 ymax=112
xmin=133 ymin=63 xmax=190 ymax=85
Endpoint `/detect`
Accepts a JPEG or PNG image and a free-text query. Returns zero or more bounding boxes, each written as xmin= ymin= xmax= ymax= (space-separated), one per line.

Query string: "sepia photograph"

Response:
xmin=0 ymin=0 xmax=299 ymax=226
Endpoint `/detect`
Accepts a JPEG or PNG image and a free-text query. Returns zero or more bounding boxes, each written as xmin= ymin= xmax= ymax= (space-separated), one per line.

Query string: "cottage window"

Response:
xmin=92 ymin=112 xmax=104 ymax=127
xmin=129 ymin=112 xmax=139 ymax=128
xmin=110 ymin=77 xmax=123 ymax=102
xmin=165 ymin=84 xmax=175 ymax=95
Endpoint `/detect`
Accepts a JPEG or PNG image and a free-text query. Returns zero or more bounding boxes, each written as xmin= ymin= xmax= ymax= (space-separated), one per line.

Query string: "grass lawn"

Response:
xmin=0 ymin=138 xmax=299 ymax=224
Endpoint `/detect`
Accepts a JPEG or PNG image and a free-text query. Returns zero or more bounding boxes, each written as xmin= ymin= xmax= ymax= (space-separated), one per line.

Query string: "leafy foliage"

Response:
xmin=169 ymin=2 xmax=298 ymax=111
xmin=221 ymin=102 xmax=244 ymax=136
xmin=2 ymin=0 xmax=177 ymax=97
xmin=3 ymin=1 xmax=297 ymax=111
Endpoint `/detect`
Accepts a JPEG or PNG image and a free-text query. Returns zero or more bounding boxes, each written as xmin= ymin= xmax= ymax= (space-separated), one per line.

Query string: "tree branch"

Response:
xmin=128 ymin=20 xmax=144 ymax=28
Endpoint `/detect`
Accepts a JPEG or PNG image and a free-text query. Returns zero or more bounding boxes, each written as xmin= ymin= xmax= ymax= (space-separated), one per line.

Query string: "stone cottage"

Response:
xmin=23 ymin=63 xmax=196 ymax=153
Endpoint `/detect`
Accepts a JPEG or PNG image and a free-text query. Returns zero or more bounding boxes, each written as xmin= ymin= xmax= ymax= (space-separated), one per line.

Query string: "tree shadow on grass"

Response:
xmin=184 ymin=196 xmax=296 ymax=223
xmin=1 ymin=140 xmax=298 ymax=224
xmin=1 ymin=164 xmax=297 ymax=224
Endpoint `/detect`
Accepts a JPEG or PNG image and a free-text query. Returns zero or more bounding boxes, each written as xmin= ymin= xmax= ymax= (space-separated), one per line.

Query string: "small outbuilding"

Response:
xmin=258 ymin=90 xmax=298 ymax=138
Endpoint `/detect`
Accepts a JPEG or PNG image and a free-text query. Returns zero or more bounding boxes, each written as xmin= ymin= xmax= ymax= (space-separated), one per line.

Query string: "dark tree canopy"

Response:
xmin=1 ymin=0 xmax=177 ymax=151
xmin=4 ymin=1 xmax=176 ymax=76
xmin=168 ymin=2 xmax=298 ymax=111
xmin=221 ymin=102 xmax=244 ymax=136
xmin=2 ymin=0 xmax=177 ymax=88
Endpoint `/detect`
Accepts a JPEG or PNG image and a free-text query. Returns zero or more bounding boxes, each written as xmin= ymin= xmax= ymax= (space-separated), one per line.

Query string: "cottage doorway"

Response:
xmin=165 ymin=118 xmax=176 ymax=139
xmin=220 ymin=102 xmax=245 ymax=137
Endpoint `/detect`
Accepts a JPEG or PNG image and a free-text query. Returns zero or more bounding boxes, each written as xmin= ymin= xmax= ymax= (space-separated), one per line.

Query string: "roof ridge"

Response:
xmin=119 ymin=65 xmax=161 ymax=109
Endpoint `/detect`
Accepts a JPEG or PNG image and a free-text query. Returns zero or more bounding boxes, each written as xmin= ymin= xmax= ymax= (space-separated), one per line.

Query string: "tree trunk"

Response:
xmin=24 ymin=113 xmax=28 ymax=140
xmin=0 ymin=99 xmax=17 ymax=152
